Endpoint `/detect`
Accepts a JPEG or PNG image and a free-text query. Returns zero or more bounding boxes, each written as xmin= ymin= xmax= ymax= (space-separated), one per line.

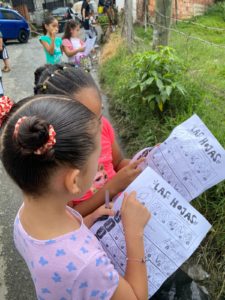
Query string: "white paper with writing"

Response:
xmin=91 ymin=167 xmax=211 ymax=298
xmin=84 ymin=36 xmax=96 ymax=56
xmin=132 ymin=114 xmax=225 ymax=202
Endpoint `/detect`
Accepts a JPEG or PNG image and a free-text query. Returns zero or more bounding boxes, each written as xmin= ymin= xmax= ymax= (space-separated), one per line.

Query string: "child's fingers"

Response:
xmin=132 ymin=166 xmax=143 ymax=176
xmin=121 ymin=191 xmax=136 ymax=210
xmin=121 ymin=192 xmax=128 ymax=212
xmin=102 ymin=206 xmax=115 ymax=216
xmin=130 ymin=157 xmax=145 ymax=168
xmin=107 ymin=202 xmax=114 ymax=209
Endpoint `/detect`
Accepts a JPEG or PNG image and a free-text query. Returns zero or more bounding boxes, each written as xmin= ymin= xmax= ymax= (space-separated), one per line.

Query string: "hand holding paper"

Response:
xmin=109 ymin=158 xmax=144 ymax=195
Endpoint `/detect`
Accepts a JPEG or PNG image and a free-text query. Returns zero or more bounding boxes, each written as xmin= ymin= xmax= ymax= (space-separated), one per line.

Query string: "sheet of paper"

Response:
xmin=132 ymin=114 xmax=225 ymax=202
xmin=84 ymin=36 xmax=96 ymax=56
xmin=91 ymin=167 xmax=211 ymax=298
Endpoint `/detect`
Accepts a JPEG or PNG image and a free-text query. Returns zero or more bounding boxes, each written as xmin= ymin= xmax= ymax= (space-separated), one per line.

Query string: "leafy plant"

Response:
xmin=128 ymin=47 xmax=186 ymax=111
xmin=98 ymin=15 xmax=109 ymax=26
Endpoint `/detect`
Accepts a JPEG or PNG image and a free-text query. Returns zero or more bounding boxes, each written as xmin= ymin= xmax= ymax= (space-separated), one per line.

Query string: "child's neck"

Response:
xmin=20 ymin=193 xmax=81 ymax=240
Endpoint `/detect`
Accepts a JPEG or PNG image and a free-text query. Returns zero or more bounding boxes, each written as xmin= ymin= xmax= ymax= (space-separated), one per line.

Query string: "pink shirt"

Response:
xmin=74 ymin=117 xmax=116 ymax=203
xmin=62 ymin=38 xmax=85 ymax=64
xmin=14 ymin=206 xmax=119 ymax=300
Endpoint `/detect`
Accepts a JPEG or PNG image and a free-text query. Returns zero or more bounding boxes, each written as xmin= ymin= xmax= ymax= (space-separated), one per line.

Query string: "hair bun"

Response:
xmin=15 ymin=116 xmax=50 ymax=155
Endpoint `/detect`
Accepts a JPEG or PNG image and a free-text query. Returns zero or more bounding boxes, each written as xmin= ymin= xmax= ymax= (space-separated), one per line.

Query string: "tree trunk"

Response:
xmin=122 ymin=0 xmax=133 ymax=48
xmin=144 ymin=0 xmax=149 ymax=32
xmin=152 ymin=0 xmax=173 ymax=50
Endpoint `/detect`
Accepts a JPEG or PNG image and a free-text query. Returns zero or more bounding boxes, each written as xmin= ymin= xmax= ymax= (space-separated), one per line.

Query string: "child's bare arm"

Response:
xmin=40 ymin=39 xmax=55 ymax=55
xmin=40 ymin=30 xmax=57 ymax=55
xmin=111 ymin=192 xmax=150 ymax=300
xmin=62 ymin=46 xmax=85 ymax=57
xmin=112 ymin=140 xmax=130 ymax=171
xmin=83 ymin=203 xmax=114 ymax=228
xmin=75 ymin=158 xmax=144 ymax=217
xmin=74 ymin=181 xmax=116 ymax=216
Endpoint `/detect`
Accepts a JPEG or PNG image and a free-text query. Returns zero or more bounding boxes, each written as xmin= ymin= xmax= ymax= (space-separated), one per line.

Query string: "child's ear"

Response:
xmin=64 ymin=169 xmax=81 ymax=195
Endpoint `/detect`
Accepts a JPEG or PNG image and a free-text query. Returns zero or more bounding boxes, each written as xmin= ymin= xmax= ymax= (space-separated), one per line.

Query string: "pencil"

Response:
xmin=105 ymin=190 xmax=110 ymax=209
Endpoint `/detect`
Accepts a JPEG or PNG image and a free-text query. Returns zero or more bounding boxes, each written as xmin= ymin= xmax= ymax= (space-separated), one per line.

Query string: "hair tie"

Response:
xmin=14 ymin=117 xmax=56 ymax=155
xmin=0 ymin=96 xmax=14 ymax=127
xmin=14 ymin=116 xmax=28 ymax=138
xmin=34 ymin=125 xmax=56 ymax=155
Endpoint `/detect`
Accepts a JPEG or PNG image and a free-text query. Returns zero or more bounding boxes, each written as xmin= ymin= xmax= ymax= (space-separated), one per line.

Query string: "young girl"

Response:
xmin=62 ymin=20 xmax=86 ymax=66
xmin=0 ymin=94 xmax=150 ymax=300
xmin=40 ymin=16 xmax=63 ymax=64
xmin=34 ymin=63 xmax=144 ymax=216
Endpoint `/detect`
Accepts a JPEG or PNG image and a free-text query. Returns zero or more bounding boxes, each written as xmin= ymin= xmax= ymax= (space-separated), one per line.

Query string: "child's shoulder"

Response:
xmin=101 ymin=117 xmax=115 ymax=141
xmin=39 ymin=35 xmax=50 ymax=42
xmin=102 ymin=116 xmax=114 ymax=131
xmin=62 ymin=38 xmax=72 ymax=46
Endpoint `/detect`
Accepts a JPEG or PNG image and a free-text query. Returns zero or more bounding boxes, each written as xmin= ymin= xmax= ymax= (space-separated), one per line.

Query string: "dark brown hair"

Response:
xmin=34 ymin=63 xmax=101 ymax=100
xmin=42 ymin=16 xmax=57 ymax=35
xmin=1 ymin=95 xmax=99 ymax=195
xmin=63 ymin=20 xmax=80 ymax=40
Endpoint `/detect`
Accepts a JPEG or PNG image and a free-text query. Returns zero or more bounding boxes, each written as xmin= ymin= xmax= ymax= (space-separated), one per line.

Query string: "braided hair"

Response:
xmin=34 ymin=63 xmax=100 ymax=98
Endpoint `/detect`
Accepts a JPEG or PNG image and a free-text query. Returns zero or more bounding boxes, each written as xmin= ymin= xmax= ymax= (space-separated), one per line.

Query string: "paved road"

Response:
xmin=0 ymin=37 xmax=45 ymax=300
xmin=0 ymin=35 xmax=110 ymax=300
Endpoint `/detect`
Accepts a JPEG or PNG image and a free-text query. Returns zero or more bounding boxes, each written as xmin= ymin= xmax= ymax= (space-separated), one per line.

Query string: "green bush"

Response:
xmin=128 ymin=47 xmax=186 ymax=112
xmin=98 ymin=15 xmax=109 ymax=26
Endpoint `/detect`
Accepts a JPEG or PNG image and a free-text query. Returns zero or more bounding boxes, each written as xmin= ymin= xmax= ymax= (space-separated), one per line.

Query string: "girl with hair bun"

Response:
xmin=0 ymin=94 xmax=150 ymax=300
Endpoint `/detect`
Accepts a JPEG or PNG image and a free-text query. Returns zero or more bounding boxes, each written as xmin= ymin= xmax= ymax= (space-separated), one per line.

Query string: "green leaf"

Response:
xmin=156 ymin=79 xmax=164 ymax=91
xmin=176 ymin=83 xmax=186 ymax=95
xmin=141 ymin=73 xmax=148 ymax=80
xmin=144 ymin=77 xmax=155 ymax=86
xmin=146 ymin=94 xmax=156 ymax=102
xmin=158 ymin=100 xmax=164 ymax=112
xmin=166 ymin=85 xmax=173 ymax=96
xmin=129 ymin=82 xmax=139 ymax=90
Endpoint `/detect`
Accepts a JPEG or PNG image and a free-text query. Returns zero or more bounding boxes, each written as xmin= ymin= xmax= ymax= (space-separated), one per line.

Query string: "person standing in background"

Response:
xmin=0 ymin=68 xmax=4 ymax=96
xmin=0 ymin=31 xmax=11 ymax=72
xmin=104 ymin=0 xmax=115 ymax=30
xmin=39 ymin=16 xmax=62 ymax=64
xmin=81 ymin=0 xmax=91 ymax=32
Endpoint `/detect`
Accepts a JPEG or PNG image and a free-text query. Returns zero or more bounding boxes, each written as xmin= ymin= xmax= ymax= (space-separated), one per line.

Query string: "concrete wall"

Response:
xmin=116 ymin=0 xmax=214 ymax=21
xmin=148 ymin=0 xmax=214 ymax=20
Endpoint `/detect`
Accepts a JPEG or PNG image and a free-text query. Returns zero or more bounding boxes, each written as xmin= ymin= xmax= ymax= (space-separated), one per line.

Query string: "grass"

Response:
xmin=99 ymin=3 xmax=225 ymax=299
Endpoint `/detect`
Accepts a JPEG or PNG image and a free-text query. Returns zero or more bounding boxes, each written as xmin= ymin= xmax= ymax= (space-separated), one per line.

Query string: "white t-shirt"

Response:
xmin=69 ymin=38 xmax=84 ymax=64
